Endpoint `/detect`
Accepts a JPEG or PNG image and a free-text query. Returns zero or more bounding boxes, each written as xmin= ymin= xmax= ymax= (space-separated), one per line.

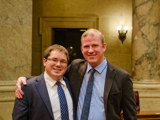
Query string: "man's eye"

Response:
xmin=93 ymin=45 xmax=97 ymax=47
xmin=52 ymin=59 xmax=57 ymax=62
xmin=84 ymin=46 xmax=89 ymax=48
xmin=61 ymin=60 xmax=67 ymax=63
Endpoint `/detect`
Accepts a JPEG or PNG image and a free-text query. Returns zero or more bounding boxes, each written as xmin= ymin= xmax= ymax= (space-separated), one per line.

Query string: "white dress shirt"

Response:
xmin=44 ymin=72 xmax=73 ymax=120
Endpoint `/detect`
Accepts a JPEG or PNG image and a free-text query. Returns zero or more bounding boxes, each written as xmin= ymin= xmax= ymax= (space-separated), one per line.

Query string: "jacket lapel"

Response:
xmin=103 ymin=62 xmax=116 ymax=117
xmin=76 ymin=61 xmax=87 ymax=103
xmin=35 ymin=74 xmax=54 ymax=119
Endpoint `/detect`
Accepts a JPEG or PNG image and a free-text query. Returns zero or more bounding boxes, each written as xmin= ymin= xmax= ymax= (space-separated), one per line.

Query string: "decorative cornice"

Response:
xmin=133 ymin=81 xmax=160 ymax=98
xmin=0 ymin=81 xmax=16 ymax=102
xmin=133 ymin=81 xmax=160 ymax=90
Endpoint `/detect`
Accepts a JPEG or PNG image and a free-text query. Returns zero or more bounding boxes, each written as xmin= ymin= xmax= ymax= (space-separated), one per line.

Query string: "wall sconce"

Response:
xmin=117 ymin=25 xmax=129 ymax=43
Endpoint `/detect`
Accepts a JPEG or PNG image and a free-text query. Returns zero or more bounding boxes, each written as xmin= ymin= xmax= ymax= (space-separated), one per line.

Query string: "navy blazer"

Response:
xmin=12 ymin=73 xmax=76 ymax=120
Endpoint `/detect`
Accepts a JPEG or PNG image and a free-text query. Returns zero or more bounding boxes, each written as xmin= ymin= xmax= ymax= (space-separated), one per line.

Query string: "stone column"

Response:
xmin=132 ymin=0 xmax=160 ymax=81
xmin=132 ymin=0 xmax=160 ymax=111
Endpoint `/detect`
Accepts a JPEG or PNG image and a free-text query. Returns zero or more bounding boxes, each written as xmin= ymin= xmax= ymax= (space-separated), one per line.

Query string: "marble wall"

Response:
xmin=0 ymin=0 xmax=32 ymax=119
xmin=0 ymin=0 xmax=32 ymax=80
xmin=132 ymin=0 xmax=160 ymax=82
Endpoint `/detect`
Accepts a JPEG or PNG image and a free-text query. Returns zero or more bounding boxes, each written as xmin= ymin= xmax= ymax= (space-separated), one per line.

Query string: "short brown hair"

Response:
xmin=44 ymin=44 xmax=69 ymax=62
xmin=81 ymin=28 xmax=105 ymax=45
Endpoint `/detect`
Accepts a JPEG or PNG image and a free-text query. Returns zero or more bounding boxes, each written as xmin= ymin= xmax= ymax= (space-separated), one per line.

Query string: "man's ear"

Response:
xmin=43 ymin=58 xmax=47 ymax=67
xmin=103 ymin=43 xmax=107 ymax=51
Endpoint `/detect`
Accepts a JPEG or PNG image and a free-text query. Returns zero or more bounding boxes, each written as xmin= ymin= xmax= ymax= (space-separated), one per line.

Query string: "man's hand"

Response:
xmin=15 ymin=77 xmax=27 ymax=99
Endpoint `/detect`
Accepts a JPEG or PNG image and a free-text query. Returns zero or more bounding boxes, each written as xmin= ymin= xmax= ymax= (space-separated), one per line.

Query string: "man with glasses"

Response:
xmin=12 ymin=44 xmax=76 ymax=120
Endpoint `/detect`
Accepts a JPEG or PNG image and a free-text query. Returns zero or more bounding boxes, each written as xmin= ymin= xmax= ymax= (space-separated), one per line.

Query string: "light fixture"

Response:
xmin=117 ymin=25 xmax=129 ymax=43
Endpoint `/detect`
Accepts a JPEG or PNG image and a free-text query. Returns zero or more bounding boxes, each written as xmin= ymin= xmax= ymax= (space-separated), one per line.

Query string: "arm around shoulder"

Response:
xmin=15 ymin=76 xmax=36 ymax=99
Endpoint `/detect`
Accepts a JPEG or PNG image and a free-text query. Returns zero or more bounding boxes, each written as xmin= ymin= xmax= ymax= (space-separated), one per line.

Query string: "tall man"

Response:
xmin=15 ymin=29 xmax=137 ymax=120
xmin=12 ymin=44 xmax=76 ymax=120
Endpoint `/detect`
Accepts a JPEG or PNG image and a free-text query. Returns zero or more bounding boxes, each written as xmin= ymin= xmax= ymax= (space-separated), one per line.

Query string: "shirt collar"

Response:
xmin=87 ymin=57 xmax=107 ymax=74
xmin=44 ymin=71 xmax=66 ymax=87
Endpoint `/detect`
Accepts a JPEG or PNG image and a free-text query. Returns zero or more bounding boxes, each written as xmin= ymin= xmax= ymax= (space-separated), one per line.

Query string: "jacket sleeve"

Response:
xmin=12 ymin=84 xmax=29 ymax=120
xmin=122 ymin=74 xmax=137 ymax=119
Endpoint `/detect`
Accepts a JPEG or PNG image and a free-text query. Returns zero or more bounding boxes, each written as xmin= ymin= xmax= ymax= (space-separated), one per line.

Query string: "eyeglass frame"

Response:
xmin=46 ymin=57 xmax=68 ymax=65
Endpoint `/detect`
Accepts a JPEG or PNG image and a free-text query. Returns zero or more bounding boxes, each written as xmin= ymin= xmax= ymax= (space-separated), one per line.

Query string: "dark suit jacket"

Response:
xmin=65 ymin=59 xmax=137 ymax=120
xmin=12 ymin=73 xmax=76 ymax=120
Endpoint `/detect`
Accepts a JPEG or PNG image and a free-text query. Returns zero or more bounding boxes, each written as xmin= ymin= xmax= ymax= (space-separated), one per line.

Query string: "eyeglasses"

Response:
xmin=47 ymin=58 xmax=68 ymax=65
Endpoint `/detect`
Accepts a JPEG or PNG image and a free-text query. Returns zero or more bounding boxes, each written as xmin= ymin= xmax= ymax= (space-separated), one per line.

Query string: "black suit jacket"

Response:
xmin=65 ymin=59 xmax=137 ymax=120
xmin=12 ymin=73 xmax=77 ymax=120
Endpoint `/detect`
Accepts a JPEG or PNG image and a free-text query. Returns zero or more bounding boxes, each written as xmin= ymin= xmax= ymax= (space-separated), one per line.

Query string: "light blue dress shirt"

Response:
xmin=77 ymin=58 xmax=107 ymax=120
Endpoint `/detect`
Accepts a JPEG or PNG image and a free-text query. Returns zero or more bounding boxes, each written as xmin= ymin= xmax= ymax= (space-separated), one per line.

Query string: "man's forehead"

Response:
xmin=50 ymin=50 xmax=67 ymax=59
xmin=82 ymin=35 xmax=101 ymax=41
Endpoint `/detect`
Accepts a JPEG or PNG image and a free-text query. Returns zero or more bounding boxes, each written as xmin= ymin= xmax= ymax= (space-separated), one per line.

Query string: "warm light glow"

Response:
xmin=117 ymin=26 xmax=121 ymax=30
xmin=124 ymin=26 xmax=129 ymax=30
xmin=80 ymin=29 xmax=87 ymax=31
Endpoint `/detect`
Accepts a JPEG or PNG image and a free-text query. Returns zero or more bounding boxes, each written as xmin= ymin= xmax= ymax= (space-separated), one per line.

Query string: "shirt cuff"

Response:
xmin=23 ymin=76 xmax=27 ymax=80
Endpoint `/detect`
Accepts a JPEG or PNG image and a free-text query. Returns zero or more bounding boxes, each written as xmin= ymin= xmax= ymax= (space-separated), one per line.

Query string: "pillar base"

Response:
xmin=133 ymin=81 xmax=160 ymax=111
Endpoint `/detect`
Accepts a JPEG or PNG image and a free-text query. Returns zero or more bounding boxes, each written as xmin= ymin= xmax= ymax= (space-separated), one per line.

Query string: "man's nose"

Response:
xmin=56 ymin=61 xmax=61 ymax=65
xmin=88 ymin=46 xmax=94 ymax=52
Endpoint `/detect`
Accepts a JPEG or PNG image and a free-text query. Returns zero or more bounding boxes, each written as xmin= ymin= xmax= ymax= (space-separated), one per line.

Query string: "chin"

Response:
xmin=54 ymin=75 xmax=63 ymax=79
xmin=51 ymin=72 xmax=61 ymax=77
xmin=87 ymin=58 xmax=97 ymax=62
